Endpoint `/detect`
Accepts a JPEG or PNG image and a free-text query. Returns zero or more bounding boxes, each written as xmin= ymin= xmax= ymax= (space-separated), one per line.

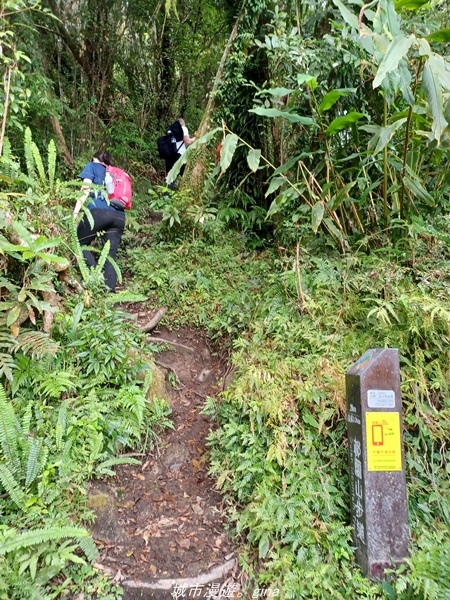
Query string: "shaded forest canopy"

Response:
xmin=1 ymin=0 xmax=450 ymax=598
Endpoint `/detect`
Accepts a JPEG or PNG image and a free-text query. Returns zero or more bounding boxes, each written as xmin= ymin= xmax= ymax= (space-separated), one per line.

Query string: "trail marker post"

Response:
xmin=345 ymin=348 xmax=409 ymax=579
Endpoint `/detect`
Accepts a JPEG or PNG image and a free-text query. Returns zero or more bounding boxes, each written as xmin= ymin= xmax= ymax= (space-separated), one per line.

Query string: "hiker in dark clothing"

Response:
xmin=74 ymin=150 xmax=125 ymax=292
xmin=164 ymin=118 xmax=196 ymax=187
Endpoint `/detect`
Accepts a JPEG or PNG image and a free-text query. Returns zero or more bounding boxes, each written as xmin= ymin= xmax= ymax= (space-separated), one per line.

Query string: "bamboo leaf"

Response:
xmin=247 ymin=149 xmax=261 ymax=172
xmin=273 ymin=155 xmax=302 ymax=176
xmin=332 ymin=0 xmax=359 ymax=30
xmin=326 ymin=112 xmax=364 ymax=135
xmin=403 ymin=176 xmax=434 ymax=205
xmin=373 ymin=34 xmax=414 ymax=89
xmin=422 ymin=58 xmax=448 ymax=142
xmin=371 ymin=118 xmax=407 ymax=155
xmin=249 ymin=107 xmax=315 ymax=125
xmin=328 ymin=182 xmax=356 ymax=211
xmin=311 ymin=201 xmax=325 ymax=233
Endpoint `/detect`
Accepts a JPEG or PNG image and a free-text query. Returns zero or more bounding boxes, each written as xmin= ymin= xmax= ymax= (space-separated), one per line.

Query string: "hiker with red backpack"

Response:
xmin=74 ymin=150 xmax=132 ymax=292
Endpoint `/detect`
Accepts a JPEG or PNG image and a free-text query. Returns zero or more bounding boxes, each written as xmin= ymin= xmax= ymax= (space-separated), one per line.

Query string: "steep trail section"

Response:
xmin=88 ymin=325 xmax=242 ymax=599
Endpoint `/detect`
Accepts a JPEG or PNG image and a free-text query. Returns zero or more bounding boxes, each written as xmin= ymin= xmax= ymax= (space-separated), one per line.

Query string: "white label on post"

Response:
xmin=367 ymin=389 xmax=395 ymax=408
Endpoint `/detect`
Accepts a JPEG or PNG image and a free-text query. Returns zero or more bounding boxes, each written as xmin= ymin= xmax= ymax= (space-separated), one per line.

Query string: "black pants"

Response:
xmin=77 ymin=208 xmax=125 ymax=292
xmin=165 ymin=154 xmax=186 ymax=189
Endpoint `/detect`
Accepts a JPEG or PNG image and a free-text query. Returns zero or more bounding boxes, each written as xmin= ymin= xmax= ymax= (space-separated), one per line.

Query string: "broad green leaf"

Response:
xmin=247 ymin=149 xmax=261 ymax=172
xmin=266 ymin=189 xmax=294 ymax=218
xmin=303 ymin=409 xmax=319 ymax=429
xmin=219 ymin=133 xmax=239 ymax=173
xmin=265 ymin=176 xmax=285 ymax=197
xmin=373 ymin=34 xmax=414 ymax=89
xmin=318 ymin=89 xmax=356 ymax=113
xmin=426 ymin=28 xmax=450 ymax=43
xmin=12 ymin=222 xmax=33 ymax=247
xmin=6 ymin=306 xmax=21 ymax=327
xmin=326 ymin=112 xmax=364 ymax=135
xmin=422 ymin=59 xmax=448 ymax=142
xmin=249 ymin=107 xmax=314 ymax=125
xmin=297 ymin=74 xmax=317 ymax=88
xmin=311 ymin=201 xmax=325 ymax=233
xmin=332 ymin=0 xmax=359 ymax=30
xmin=395 ymin=0 xmax=428 ymax=8
xmin=403 ymin=176 xmax=434 ymax=205
xmin=38 ymin=253 xmax=70 ymax=266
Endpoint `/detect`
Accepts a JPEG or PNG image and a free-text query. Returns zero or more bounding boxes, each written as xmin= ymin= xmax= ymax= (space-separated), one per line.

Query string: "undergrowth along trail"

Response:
xmin=123 ymin=200 xmax=450 ymax=599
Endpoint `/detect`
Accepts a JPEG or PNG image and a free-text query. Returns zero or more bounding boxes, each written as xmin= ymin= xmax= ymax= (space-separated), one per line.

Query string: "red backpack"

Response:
xmin=106 ymin=166 xmax=132 ymax=210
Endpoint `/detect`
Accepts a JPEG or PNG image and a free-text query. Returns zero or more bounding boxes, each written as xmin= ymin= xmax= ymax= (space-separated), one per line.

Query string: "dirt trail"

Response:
xmin=88 ymin=323 xmax=243 ymax=599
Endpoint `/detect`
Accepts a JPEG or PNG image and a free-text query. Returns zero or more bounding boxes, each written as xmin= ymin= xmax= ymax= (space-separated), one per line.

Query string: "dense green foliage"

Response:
xmin=126 ymin=205 xmax=450 ymax=598
xmin=0 ymin=134 xmax=171 ymax=597
xmin=2 ymin=0 xmax=450 ymax=597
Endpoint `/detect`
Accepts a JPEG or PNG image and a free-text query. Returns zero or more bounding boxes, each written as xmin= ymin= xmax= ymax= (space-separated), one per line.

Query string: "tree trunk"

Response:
xmin=180 ymin=1 xmax=247 ymax=196
xmin=49 ymin=116 xmax=75 ymax=168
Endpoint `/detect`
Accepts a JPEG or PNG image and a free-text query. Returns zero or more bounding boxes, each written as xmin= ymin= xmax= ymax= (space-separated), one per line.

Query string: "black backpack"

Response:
xmin=157 ymin=121 xmax=184 ymax=160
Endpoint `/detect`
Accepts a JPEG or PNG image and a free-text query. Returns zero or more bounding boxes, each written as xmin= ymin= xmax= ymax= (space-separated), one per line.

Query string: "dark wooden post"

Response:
xmin=346 ymin=348 xmax=409 ymax=579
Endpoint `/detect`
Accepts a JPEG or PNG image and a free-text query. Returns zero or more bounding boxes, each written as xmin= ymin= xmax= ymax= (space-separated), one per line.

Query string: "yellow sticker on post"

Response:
xmin=366 ymin=412 xmax=402 ymax=472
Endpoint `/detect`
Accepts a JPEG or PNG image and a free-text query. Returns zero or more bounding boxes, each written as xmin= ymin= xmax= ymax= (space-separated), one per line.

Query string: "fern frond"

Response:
xmin=95 ymin=239 xmax=111 ymax=273
xmin=15 ymin=330 xmax=59 ymax=358
xmin=47 ymin=139 xmax=56 ymax=189
xmin=10 ymin=354 xmax=33 ymax=396
xmin=24 ymin=438 xmax=43 ymax=487
xmin=24 ymin=128 xmax=35 ymax=179
xmin=0 ymin=331 xmax=17 ymax=351
xmin=0 ymin=351 xmax=16 ymax=381
xmin=0 ymin=388 xmax=21 ymax=475
xmin=32 ymin=141 xmax=46 ymax=186
xmin=58 ymin=439 xmax=73 ymax=478
xmin=104 ymin=291 xmax=148 ymax=305
xmin=55 ymin=401 xmax=67 ymax=450
xmin=21 ymin=403 xmax=32 ymax=436
xmin=0 ymin=526 xmax=90 ymax=554
xmin=77 ymin=535 xmax=99 ymax=562
xmin=105 ymin=254 xmax=122 ymax=285
xmin=142 ymin=367 xmax=153 ymax=397
xmin=0 ymin=463 xmax=25 ymax=506
xmin=69 ymin=219 xmax=90 ymax=283
xmin=38 ymin=370 xmax=76 ymax=400
xmin=2 ymin=136 xmax=12 ymax=161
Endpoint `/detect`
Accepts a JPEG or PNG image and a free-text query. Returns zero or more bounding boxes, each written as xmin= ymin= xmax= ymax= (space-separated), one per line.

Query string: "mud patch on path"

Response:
xmin=88 ymin=321 xmax=243 ymax=599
